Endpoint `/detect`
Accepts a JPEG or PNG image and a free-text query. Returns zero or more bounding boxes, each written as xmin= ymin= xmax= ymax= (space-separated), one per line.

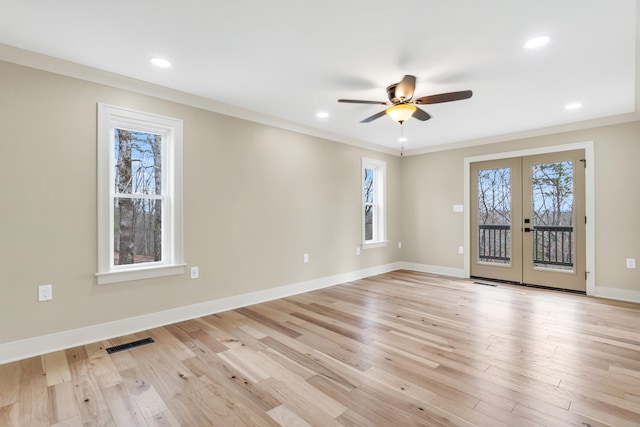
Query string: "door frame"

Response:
xmin=463 ymin=141 xmax=595 ymax=295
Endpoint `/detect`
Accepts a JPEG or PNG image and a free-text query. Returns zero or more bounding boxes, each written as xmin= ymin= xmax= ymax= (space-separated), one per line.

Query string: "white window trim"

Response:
xmin=362 ymin=157 xmax=387 ymax=248
xmin=96 ymin=103 xmax=185 ymax=284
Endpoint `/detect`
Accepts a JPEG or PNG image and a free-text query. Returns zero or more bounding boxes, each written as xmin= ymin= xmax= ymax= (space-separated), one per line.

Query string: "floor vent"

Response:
xmin=106 ymin=337 xmax=155 ymax=354
xmin=474 ymin=281 xmax=498 ymax=287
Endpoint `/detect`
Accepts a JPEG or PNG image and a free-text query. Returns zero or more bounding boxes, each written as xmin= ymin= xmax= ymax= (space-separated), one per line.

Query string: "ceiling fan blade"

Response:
xmin=414 ymin=90 xmax=473 ymax=105
xmin=360 ymin=110 xmax=387 ymax=123
xmin=395 ymin=75 xmax=416 ymax=100
xmin=338 ymin=99 xmax=388 ymax=105
xmin=412 ymin=107 xmax=431 ymax=121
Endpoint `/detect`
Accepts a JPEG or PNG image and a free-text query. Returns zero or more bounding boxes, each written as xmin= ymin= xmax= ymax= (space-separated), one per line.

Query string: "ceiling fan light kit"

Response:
xmin=386 ymin=104 xmax=417 ymax=123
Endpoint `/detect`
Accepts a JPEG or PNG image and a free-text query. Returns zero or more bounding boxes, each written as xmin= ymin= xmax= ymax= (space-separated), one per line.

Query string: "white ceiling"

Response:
xmin=0 ymin=0 xmax=637 ymax=154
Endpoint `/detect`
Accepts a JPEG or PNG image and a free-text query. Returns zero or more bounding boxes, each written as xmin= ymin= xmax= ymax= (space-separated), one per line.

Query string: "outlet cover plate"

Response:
xmin=38 ymin=284 xmax=52 ymax=302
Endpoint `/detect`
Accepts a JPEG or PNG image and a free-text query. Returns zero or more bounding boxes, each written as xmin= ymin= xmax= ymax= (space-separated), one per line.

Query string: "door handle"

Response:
xmin=524 ymin=227 xmax=532 ymax=233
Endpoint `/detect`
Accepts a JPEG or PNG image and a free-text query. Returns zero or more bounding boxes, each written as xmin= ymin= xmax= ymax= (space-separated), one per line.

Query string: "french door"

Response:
xmin=470 ymin=150 xmax=586 ymax=292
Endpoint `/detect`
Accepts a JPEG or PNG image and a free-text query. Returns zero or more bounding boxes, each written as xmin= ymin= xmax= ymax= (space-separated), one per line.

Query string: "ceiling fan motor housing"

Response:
xmin=386 ymin=83 xmax=404 ymax=104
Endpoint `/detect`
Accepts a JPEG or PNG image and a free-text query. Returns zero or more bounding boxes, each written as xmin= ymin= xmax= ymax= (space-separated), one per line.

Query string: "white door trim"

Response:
xmin=463 ymin=141 xmax=595 ymax=295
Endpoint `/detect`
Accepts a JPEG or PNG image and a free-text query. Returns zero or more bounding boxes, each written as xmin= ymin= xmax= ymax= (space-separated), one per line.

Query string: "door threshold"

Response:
xmin=470 ymin=276 xmax=586 ymax=295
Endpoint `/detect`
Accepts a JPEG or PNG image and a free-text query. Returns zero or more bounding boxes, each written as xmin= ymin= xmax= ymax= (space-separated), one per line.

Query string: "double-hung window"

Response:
xmin=362 ymin=157 xmax=387 ymax=247
xmin=96 ymin=104 xmax=184 ymax=284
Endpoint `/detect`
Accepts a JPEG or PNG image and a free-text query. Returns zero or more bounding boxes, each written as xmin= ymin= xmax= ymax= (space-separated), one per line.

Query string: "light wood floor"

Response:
xmin=2 ymin=271 xmax=640 ymax=426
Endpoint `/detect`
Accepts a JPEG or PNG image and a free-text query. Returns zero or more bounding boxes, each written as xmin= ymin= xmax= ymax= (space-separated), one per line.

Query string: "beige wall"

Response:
xmin=1 ymin=57 xmax=638 ymax=348
xmin=400 ymin=121 xmax=640 ymax=292
xmin=0 ymin=60 xmax=401 ymax=344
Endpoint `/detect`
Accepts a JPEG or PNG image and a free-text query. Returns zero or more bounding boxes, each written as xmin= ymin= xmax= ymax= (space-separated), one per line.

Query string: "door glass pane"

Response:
xmin=531 ymin=161 xmax=574 ymax=271
xmin=477 ymin=168 xmax=511 ymax=265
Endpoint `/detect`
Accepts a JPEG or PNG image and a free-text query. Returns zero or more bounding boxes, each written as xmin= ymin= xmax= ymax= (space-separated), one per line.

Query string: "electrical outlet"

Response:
xmin=38 ymin=284 xmax=52 ymax=302
xmin=303 ymin=253 xmax=309 ymax=263
xmin=398 ymin=242 xmax=402 ymax=249
xmin=190 ymin=266 xmax=199 ymax=279
xmin=356 ymin=247 xmax=361 ymax=256
xmin=626 ymin=258 xmax=636 ymax=269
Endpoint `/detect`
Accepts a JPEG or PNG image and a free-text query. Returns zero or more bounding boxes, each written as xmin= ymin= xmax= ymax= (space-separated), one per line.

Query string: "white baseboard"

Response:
xmin=0 ymin=262 xmax=402 ymax=365
xmin=399 ymin=262 xmax=466 ymax=278
xmin=4 ymin=262 xmax=636 ymax=364
xmin=594 ymin=286 xmax=640 ymax=304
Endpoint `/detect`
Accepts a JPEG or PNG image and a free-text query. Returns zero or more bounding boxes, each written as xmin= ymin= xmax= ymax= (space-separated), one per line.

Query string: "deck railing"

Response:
xmin=532 ymin=225 xmax=574 ymax=267
xmin=478 ymin=224 xmax=574 ymax=267
xmin=478 ymin=224 xmax=510 ymax=262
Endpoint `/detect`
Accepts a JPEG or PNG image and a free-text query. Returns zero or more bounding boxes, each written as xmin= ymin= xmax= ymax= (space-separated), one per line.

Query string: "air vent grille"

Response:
xmin=106 ymin=337 xmax=155 ymax=354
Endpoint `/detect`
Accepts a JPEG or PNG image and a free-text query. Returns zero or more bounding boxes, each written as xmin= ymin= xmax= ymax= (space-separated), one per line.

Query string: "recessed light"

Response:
xmin=316 ymin=112 xmax=329 ymax=118
xmin=524 ymin=36 xmax=550 ymax=49
xmin=565 ymin=103 xmax=582 ymax=110
xmin=398 ymin=137 xmax=408 ymax=143
xmin=151 ymin=57 xmax=171 ymax=68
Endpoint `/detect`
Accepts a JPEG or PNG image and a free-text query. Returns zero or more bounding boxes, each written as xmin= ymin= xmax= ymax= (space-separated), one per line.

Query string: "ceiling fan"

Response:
xmin=338 ymin=75 xmax=472 ymax=124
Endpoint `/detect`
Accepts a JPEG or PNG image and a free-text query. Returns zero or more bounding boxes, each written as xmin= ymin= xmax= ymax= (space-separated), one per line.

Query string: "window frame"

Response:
xmin=362 ymin=157 xmax=387 ymax=248
xmin=96 ymin=103 xmax=185 ymax=284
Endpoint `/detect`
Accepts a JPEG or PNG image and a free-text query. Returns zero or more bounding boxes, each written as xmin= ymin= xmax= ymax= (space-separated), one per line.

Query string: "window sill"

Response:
xmin=96 ymin=263 xmax=186 ymax=285
xmin=363 ymin=240 xmax=388 ymax=249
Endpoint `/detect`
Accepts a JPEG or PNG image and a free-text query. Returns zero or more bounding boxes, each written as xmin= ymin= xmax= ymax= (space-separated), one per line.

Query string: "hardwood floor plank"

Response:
xmin=512 ymin=401 xmax=609 ymax=427
xmin=348 ymin=382 xmax=463 ymax=427
xmin=261 ymin=345 xmax=317 ymax=381
xmin=364 ymin=366 xmax=438 ymax=403
xmin=0 ymin=402 xmax=19 ymax=427
xmin=187 ymin=328 xmax=230 ymax=354
xmin=18 ymin=375 xmax=49 ymax=427
xmin=235 ymin=307 xmax=302 ymax=338
xmin=257 ymin=377 xmax=345 ymax=427
xmin=217 ymin=349 xmax=271 ymax=383
xmin=47 ymin=382 xmax=80 ymax=425
xmin=188 ymin=386 xmax=251 ymax=427
xmin=43 ymin=351 xmax=72 ymax=387
xmin=163 ymin=391 xmax=212 ymax=426
xmin=473 ymin=400 xmax=546 ymax=427
xmin=68 ymin=358 xmax=114 ymax=426
xmin=119 ymin=367 xmax=169 ymax=419
xmin=148 ymin=326 xmax=196 ymax=361
xmin=260 ymin=336 xmax=349 ymax=385
xmin=182 ymin=350 xmax=281 ymax=413
xmin=255 ymin=351 xmax=349 ymax=419
xmin=49 ymin=414 xmax=84 ymax=427
xmin=101 ymin=382 xmax=148 ymax=426
xmin=427 ymin=395 xmax=512 ymax=427
xmin=569 ymin=397 xmax=640 ymax=427
xmin=370 ymin=339 xmax=440 ymax=369
xmin=267 ymin=404 xmax=313 ymax=427
xmin=3 ymin=270 xmax=640 ymax=426
xmin=145 ymin=409 xmax=181 ymax=427
xmin=0 ymin=361 xmax=22 ymax=407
